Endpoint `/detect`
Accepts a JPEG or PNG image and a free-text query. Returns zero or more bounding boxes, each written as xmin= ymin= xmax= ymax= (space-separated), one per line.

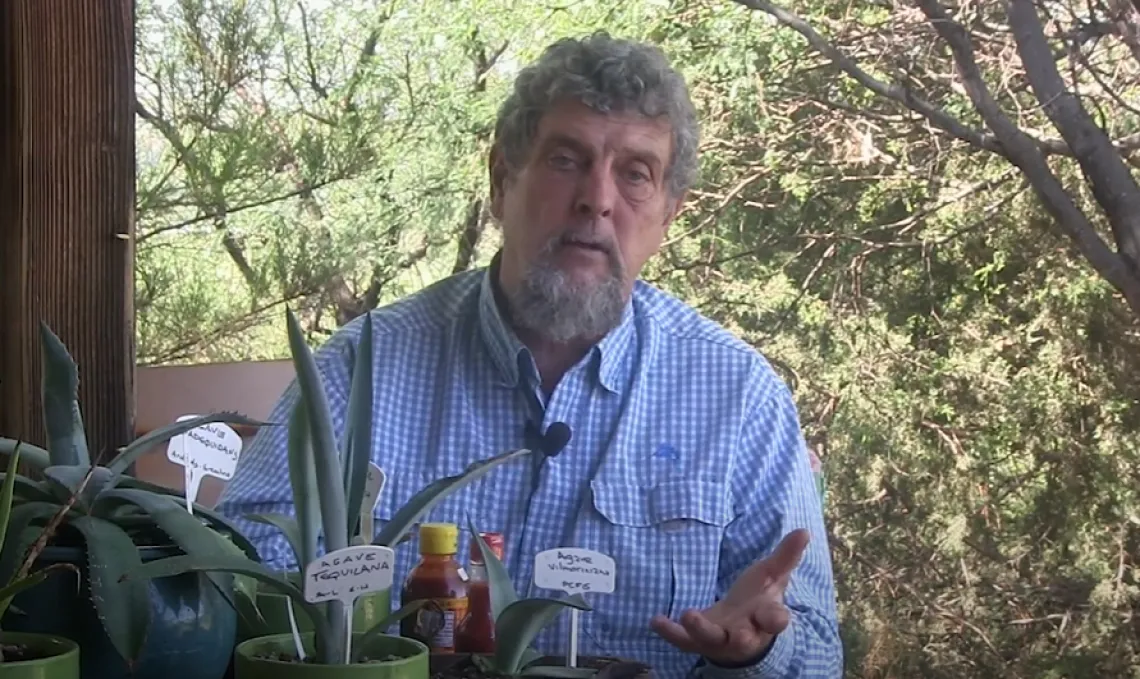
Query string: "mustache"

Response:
xmin=551 ymin=230 xmax=615 ymax=254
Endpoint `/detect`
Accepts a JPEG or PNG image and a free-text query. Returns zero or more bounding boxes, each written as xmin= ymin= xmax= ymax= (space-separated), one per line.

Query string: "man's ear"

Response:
xmin=663 ymin=189 xmax=688 ymax=228
xmin=488 ymin=145 xmax=510 ymax=220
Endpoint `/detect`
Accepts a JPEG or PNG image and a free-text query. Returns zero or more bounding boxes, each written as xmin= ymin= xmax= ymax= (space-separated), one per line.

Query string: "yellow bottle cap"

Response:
xmin=418 ymin=522 xmax=459 ymax=555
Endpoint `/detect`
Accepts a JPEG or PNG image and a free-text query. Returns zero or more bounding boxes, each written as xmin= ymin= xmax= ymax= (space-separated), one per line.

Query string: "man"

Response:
xmin=216 ymin=31 xmax=841 ymax=678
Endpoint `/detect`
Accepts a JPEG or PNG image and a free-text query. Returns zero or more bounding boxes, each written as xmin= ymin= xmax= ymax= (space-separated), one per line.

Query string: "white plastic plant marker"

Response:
xmin=534 ymin=547 xmax=616 ymax=667
xmin=304 ymin=545 xmax=396 ymax=663
xmin=286 ymin=599 xmax=305 ymax=660
xmin=358 ymin=463 xmax=386 ymax=541
xmin=165 ymin=414 xmax=243 ymax=514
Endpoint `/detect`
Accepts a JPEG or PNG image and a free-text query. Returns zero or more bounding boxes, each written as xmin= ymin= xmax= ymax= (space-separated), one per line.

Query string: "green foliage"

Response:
xmin=127 ymin=308 xmax=535 ymax=664
xmin=134 ymin=0 xmax=1140 ymax=675
xmin=465 ymin=524 xmax=594 ymax=678
xmin=0 ymin=323 xmax=267 ymax=666
xmin=0 ymin=446 xmax=80 ymax=636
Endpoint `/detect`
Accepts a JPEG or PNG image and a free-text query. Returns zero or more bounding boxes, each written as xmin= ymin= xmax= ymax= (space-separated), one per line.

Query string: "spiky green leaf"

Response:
xmin=342 ymin=313 xmax=375 ymax=539
xmin=287 ymin=395 xmax=320 ymax=568
xmin=286 ymin=309 xmax=348 ymax=553
xmin=38 ymin=322 xmax=91 ymax=468
xmin=372 ymin=447 xmax=533 ymax=548
xmin=247 ymin=512 xmax=305 ymax=567
xmin=0 ymin=562 xmax=79 ymax=619
xmin=69 ymin=515 xmax=150 ymax=665
xmin=0 ymin=440 xmax=51 ymax=472
xmin=0 ymin=446 xmax=22 ymax=549
xmin=286 ymin=308 xmax=349 ymax=656
xmin=0 ymin=502 xmax=70 ymax=584
xmin=121 ymin=553 xmax=337 ymax=664
xmin=42 ymin=465 xmax=111 ymax=507
xmin=94 ymin=487 xmax=243 ymax=597
xmin=494 ymin=595 xmax=592 ymax=674
xmin=0 ymin=474 xmax=59 ymax=503
xmin=351 ymin=599 xmax=428 ymax=663
xmin=469 ymin=518 xmax=518 ymax=623
xmin=112 ymin=477 xmax=261 ymax=559
xmin=103 ymin=412 xmax=269 ymax=481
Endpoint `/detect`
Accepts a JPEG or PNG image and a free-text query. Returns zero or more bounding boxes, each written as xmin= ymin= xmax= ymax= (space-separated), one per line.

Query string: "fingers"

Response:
xmin=649 ymin=614 xmax=700 ymax=653
xmin=680 ymin=609 xmax=729 ymax=647
xmin=649 ymin=610 xmax=726 ymax=653
xmin=750 ymin=602 xmax=790 ymax=634
xmin=765 ymin=528 xmax=810 ymax=582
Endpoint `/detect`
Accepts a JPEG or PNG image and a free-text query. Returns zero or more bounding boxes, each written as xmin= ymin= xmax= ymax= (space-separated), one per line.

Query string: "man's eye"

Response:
xmin=549 ymin=154 xmax=577 ymax=169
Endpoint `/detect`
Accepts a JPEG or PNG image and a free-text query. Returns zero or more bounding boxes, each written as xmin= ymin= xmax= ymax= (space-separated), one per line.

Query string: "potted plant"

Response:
xmin=426 ymin=526 xmax=651 ymax=679
xmin=0 ymin=322 xmax=267 ymax=679
xmin=0 ymin=445 xmax=80 ymax=679
xmin=121 ymin=309 xmax=539 ymax=678
xmin=234 ymin=308 xmax=389 ymax=641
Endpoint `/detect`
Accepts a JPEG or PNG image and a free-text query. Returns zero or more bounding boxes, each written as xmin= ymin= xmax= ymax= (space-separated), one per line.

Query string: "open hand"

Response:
xmin=649 ymin=529 xmax=810 ymax=666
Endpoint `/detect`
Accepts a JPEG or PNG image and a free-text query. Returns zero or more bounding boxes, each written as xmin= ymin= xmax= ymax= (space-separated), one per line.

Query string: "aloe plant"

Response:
xmin=0 ymin=322 xmax=268 ymax=666
xmin=465 ymin=522 xmax=596 ymax=678
xmin=121 ymin=308 xmax=537 ymax=665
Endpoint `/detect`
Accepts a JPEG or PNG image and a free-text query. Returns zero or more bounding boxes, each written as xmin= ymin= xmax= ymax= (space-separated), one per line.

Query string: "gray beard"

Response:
xmin=505 ymin=244 xmax=627 ymax=343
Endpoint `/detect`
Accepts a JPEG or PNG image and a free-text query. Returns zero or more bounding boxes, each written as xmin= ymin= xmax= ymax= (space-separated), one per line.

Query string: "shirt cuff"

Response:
xmin=698 ymin=629 xmax=792 ymax=679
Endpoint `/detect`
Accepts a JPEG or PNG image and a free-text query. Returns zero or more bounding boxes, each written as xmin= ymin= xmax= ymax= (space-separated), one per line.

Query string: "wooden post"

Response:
xmin=0 ymin=0 xmax=136 ymax=462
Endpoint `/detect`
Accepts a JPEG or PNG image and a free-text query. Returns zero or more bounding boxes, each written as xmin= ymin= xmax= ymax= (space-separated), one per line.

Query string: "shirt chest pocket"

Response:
xmin=576 ymin=478 xmax=732 ymax=651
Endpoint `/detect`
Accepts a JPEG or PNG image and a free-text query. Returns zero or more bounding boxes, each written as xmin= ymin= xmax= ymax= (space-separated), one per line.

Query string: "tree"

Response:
xmin=731 ymin=0 xmax=1140 ymax=315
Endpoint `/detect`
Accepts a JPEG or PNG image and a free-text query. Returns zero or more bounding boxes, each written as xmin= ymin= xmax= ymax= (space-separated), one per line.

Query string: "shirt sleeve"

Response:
xmin=700 ymin=377 xmax=843 ymax=678
xmin=212 ymin=317 xmax=360 ymax=570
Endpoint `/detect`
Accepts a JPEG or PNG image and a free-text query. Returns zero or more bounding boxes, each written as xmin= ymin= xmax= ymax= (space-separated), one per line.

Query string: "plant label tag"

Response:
xmin=358 ymin=463 xmax=386 ymax=539
xmin=165 ymin=414 xmax=243 ymax=512
xmin=534 ymin=547 xmax=614 ymax=669
xmin=303 ymin=545 xmax=396 ymax=605
xmin=534 ymin=547 xmax=616 ymax=595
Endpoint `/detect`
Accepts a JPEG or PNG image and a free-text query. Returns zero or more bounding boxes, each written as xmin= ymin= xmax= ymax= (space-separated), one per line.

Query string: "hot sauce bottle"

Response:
xmin=400 ymin=522 xmax=470 ymax=652
xmin=455 ymin=531 xmax=505 ymax=653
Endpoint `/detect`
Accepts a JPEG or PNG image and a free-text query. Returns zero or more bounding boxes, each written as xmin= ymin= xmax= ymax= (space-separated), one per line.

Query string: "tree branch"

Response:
xmin=1007 ymin=0 xmax=1140 ymax=270
xmin=914 ymin=0 xmax=1140 ymax=313
xmin=728 ymin=0 xmax=1140 ymax=159
xmin=136 ymin=177 xmax=344 ymax=243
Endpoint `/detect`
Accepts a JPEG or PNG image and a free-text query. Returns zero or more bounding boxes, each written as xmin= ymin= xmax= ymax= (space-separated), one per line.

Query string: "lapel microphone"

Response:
xmin=538 ymin=421 xmax=572 ymax=458
xmin=516 ymin=420 xmax=573 ymax=570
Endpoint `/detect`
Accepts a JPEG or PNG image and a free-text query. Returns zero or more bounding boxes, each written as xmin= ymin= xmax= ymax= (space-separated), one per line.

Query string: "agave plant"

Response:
xmin=120 ymin=308 xmax=537 ymax=665
xmin=0 ymin=322 xmax=267 ymax=666
xmin=464 ymin=522 xmax=598 ymax=679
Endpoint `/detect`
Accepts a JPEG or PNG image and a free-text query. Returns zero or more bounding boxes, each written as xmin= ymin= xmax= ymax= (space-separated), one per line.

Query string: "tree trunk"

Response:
xmin=0 ymin=0 xmax=136 ymax=462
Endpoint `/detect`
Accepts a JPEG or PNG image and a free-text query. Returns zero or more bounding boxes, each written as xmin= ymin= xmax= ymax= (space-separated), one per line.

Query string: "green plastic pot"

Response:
xmin=234 ymin=632 xmax=427 ymax=679
xmin=0 ymin=631 xmax=79 ymax=679
xmin=236 ymin=574 xmax=391 ymax=641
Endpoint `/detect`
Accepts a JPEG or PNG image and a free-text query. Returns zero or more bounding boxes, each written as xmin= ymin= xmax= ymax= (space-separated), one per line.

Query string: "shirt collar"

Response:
xmin=476 ymin=252 xmax=637 ymax=394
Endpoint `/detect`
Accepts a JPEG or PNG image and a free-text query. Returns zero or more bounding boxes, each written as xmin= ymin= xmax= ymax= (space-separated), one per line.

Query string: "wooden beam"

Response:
xmin=0 ymin=0 xmax=135 ymax=462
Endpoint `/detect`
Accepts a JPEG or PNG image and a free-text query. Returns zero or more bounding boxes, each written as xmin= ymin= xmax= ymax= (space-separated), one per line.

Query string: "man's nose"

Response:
xmin=574 ymin=163 xmax=616 ymax=219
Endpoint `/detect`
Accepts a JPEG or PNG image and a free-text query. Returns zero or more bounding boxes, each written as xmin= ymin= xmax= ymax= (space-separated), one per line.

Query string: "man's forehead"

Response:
xmin=534 ymin=100 xmax=672 ymax=158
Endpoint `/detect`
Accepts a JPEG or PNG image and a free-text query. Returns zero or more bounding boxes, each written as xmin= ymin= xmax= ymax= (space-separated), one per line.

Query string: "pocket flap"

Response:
xmin=591 ymin=479 xmax=732 ymax=528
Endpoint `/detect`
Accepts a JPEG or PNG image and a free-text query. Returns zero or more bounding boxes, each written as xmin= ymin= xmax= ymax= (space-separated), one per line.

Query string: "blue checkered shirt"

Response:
xmin=216 ymin=263 xmax=842 ymax=678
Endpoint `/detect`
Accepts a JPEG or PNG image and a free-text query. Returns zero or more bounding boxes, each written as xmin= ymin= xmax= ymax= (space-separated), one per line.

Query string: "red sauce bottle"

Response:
xmin=455 ymin=531 xmax=505 ymax=653
xmin=400 ymin=523 xmax=470 ymax=652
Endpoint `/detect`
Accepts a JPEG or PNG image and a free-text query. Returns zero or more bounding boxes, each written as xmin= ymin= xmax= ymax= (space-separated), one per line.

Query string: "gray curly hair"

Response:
xmin=493 ymin=32 xmax=700 ymax=197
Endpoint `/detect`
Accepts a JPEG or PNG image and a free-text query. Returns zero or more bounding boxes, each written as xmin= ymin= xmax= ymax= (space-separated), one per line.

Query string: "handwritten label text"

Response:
xmin=304 ymin=545 xmax=395 ymax=604
xmin=534 ymin=547 xmax=616 ymax=595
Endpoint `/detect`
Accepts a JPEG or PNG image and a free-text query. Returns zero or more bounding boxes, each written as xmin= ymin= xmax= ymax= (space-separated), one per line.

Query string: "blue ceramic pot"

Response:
xmin=2 ymin=543 xmax=237 ymax=679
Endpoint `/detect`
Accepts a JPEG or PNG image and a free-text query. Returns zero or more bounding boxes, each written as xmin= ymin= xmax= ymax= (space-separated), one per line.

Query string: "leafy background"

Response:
xmin=135 ymin=0 xmax=1140 ymax=675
